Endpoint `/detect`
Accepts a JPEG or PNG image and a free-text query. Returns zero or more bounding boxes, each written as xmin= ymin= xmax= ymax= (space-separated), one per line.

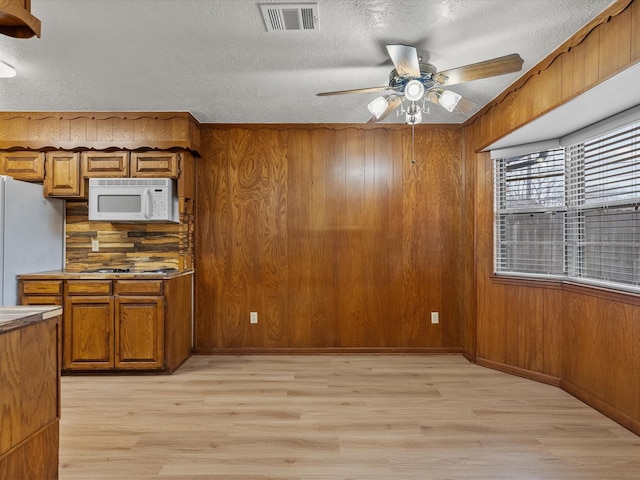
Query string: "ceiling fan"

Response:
xmin=317 ymin=44 xmax=524 ymax=124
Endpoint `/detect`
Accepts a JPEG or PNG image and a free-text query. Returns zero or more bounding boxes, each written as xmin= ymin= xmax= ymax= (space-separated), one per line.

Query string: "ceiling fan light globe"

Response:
xmin=367 ymin=96 xmax=389 ymax=119
xmin=439 ymin=89 xmax=462 ymax=112
xmin=404 ymin=79 xmax=425 ymax=102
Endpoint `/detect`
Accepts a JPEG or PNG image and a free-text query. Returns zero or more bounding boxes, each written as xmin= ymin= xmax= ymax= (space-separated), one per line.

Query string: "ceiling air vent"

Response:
xmin=259 ymin=3 xmax=318 ymax=32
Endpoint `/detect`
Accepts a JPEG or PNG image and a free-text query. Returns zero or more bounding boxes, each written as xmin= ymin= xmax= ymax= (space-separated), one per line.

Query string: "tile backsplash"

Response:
xmin=64 ymin=200 xmax=193 ymax=272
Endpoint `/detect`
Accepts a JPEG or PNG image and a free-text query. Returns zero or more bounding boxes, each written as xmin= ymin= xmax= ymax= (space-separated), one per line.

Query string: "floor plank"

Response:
xmin=59 ymin=355 xmax=640 ymax=479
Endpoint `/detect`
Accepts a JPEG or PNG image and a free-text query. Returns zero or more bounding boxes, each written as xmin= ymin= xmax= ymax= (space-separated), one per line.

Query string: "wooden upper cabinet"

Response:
xmin=178 ymin=151 xmax=195 ymax=200
xmin=131 ymin=152 xmax=179 ymax=178
xmin=81 ymin=151 xmax=129 ymax=177
xmin=0 ymin=151 xmax=45 ymax=181
xmin=44 ymin=151 xmax=84 ymax=197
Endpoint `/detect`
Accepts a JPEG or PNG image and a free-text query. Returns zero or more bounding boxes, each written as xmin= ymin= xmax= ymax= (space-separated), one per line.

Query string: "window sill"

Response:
xmin=490 ymin=274 xmax=640 ymax=305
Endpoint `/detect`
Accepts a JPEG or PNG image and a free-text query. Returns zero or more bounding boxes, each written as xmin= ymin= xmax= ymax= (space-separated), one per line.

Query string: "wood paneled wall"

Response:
xmin=195 ymin=125 xmax=464 ymax=352
xmin=464 ymin=0 xmax=640 ymax=434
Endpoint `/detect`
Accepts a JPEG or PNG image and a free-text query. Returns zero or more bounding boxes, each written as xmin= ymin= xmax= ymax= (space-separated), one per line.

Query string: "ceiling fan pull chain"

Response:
xmin=411 ymin=122 xmax=416 ymax=165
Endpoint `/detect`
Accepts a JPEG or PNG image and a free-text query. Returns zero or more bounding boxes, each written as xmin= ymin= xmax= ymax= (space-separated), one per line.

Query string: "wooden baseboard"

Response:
xmin=476 ymin=356 xmax=640 ymax=437
xmin=475 ymin=357 xmax=561 ymax=387
xmin=192 ymin=347 xmax=464 ymax=355
xmin=560 ymin=379 xmax=640 ymax=437
xmin=462 ymin=350 xmax=476 ymax=363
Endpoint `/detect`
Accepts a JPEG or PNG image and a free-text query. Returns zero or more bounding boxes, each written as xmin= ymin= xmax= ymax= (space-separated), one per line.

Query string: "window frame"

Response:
xmin=493 ymin=111 xmax=640 ymax=294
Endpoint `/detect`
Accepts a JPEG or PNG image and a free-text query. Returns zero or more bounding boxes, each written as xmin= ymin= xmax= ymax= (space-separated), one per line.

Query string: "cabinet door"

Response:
xmin=115 ymin=296 xmax=164 ymax=370
xmin=81 ymin=151 xmax=130 ymax=178
xmin=0 ymin=151 xmax=45 ymax=181
xmin=131 ymin=152 xmax=178 ymax=178
xmin=64 ymin=296 xmax=115 ymax=370
xmin=44 ymin=151 xmax=84 ymax=197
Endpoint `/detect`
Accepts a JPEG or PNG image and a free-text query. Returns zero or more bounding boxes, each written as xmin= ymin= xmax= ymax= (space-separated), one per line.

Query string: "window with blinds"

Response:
xmin=494 ymin=116 xmax=640 ymax=292
xmin=495 ymin=148 xmax=566 ymax=275
xmin=566 ymin=121 xmax=640 ymax=287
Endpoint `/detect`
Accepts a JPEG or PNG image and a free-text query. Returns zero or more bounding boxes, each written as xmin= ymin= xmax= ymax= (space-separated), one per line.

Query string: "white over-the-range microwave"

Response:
xmin=88 ymin=178 xmax=179 ymax=223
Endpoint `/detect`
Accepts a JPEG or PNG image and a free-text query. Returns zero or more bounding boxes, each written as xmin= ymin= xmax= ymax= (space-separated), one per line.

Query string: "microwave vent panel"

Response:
xmin=89 ymin=178 xmax=172 ymax=187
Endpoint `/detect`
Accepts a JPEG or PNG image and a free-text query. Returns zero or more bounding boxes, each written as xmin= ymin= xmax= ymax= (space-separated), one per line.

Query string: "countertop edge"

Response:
xmin=0 ymin=306 xmax=63 ymax=334
xmin=18 ymin=270 xmax=194 ymax=280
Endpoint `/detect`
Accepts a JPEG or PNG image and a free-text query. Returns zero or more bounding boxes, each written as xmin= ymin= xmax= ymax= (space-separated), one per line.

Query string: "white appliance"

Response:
xmin=0 ymin=176 xmax=65 ymax=306
xmin=88 ymin=178 xmax=179 ymax=223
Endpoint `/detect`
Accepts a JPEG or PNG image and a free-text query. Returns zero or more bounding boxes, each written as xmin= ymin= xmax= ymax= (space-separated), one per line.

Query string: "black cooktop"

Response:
xmin=82 ymin=267 xmax=178 ymax=274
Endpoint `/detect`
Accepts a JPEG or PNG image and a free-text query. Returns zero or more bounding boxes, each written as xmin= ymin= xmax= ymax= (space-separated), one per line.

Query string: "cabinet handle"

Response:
xmin=143 ymin=187 xmax=152 ymax=219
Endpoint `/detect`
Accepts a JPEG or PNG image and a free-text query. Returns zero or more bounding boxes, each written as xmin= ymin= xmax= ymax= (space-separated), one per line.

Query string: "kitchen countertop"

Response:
xmin=18 ymin=269 xmax=194 ymax=280
xmin=0 ymin=305 xmax=63 ymax=334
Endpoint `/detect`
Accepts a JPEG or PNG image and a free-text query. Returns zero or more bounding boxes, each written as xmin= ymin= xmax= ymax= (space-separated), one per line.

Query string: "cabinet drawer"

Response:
xmin=66 ymin=280 xmax=112 ymax=295
xmin=0 ymin=151 xmax=45 ymax=181
xmin=131 ymin=152 xmax=178 ymax=178
xmin=21 ymin=295 xmax=63 ymax=306
xmin=116 ymin=280 xmax=163 ymax=295
xmin=81 ymin=151 xmax=130 ymax=177
xmin=21 ymin=280 xmax=63 ymax=295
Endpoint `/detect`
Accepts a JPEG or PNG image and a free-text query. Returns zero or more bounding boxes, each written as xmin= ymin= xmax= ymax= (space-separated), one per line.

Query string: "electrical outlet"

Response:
xmin=431 ymin=312 xmax=439 ymax=324
xmin=250 ymin=311 xmax=258 ymax=324
xmin=91 ymin=238 xmax=99 ymax=252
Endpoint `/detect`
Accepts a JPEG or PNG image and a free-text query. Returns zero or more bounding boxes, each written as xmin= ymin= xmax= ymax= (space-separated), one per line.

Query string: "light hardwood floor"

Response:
xmin=59 ymin=355 xmax=640 ymax=479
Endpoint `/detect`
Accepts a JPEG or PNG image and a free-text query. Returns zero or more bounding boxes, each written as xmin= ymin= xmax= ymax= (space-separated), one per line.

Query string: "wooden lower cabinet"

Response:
xmin=64 ymin=287 xmax=165 ymax=372
xmin=64 ymin=296 xmax=115 ymax=370
xmin=115 ymin=295 xmax=164 ymax=369
xmin=64 ymin=294 xmax=164 ymax=371
xmin=0 ymin=314 xmax=61 ymax=480
xmin=19 ymin=275 xmax=191 ymax=373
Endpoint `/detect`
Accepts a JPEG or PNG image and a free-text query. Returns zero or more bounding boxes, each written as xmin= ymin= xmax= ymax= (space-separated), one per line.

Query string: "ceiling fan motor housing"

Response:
xmin=388 ymin=63 xmax=437 ymax=94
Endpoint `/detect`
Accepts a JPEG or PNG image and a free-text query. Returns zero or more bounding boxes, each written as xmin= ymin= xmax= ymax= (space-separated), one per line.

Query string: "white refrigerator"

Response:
xmin=0 ymin=175 xmax=65 ymax=306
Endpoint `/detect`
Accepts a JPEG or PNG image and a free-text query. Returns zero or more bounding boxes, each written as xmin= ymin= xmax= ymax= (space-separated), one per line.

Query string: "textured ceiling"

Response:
xmin=0 ymin=0 xmax=616 ymax=124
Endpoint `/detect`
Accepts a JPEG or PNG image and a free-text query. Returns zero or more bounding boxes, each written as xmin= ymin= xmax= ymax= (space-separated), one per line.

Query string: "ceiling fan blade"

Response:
xmin=436 ymin=53 xmax=524 ymax=85
xmin=386 ymin=44 xmax=421 ymax=77
xmin=316 ymin=86 xmax=390 ymax=96
xmin=367 ymin=96 xmax=402 ymax=123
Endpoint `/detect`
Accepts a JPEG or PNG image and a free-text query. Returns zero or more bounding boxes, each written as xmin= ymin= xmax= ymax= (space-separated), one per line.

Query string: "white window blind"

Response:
xmin=495 ymin=148 xmax=565 ymax=275
xmin=495 ymin=114 xmax=640 ymax=292
xmin=566 ymin=121 xmax=640 ymax=287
